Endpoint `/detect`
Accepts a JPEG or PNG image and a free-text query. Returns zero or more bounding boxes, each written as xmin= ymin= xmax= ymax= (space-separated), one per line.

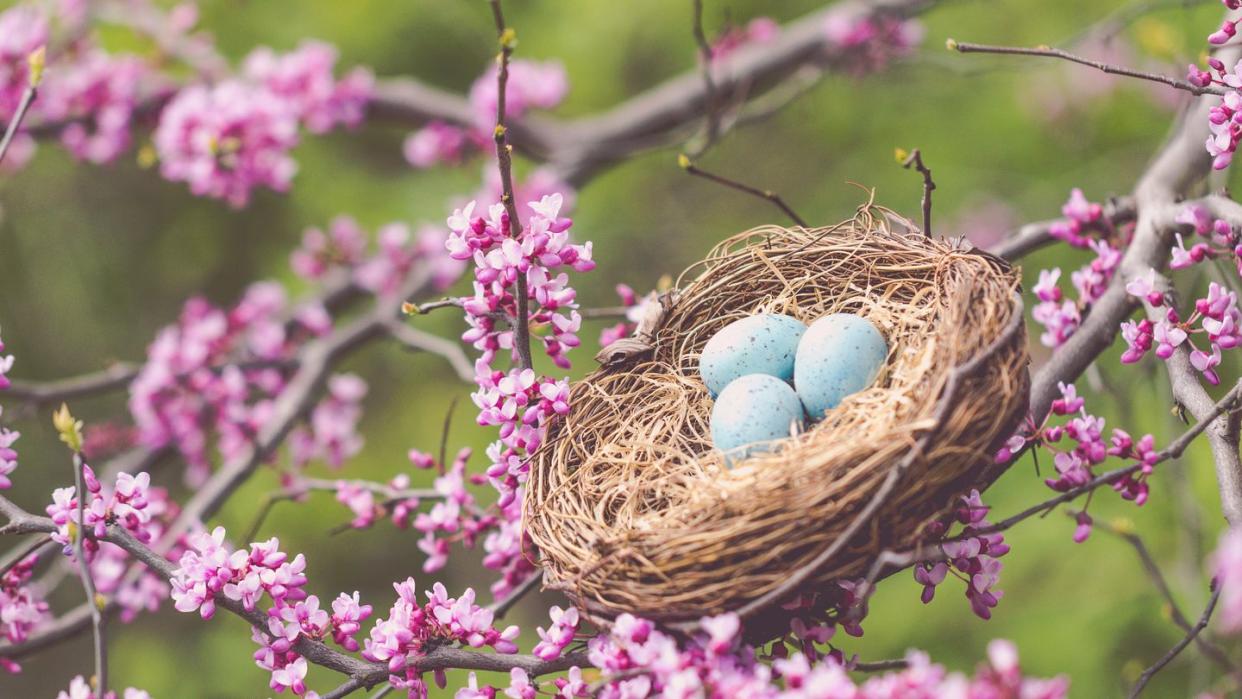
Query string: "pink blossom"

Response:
xmin=404 ymin=121 xmax=472 ymax=168
xmin=40 ymin=51 xmax=146 ymax=164
xmin=57 ymin=676 xmax=153 ymax=699
xmin=1153 ymin=319 xmax=1187 ymax=359
xmin=707 ymin=17 xmax=780 ymax=64
xmin=291 ymin=216 xmax=368 ymax=281
xmin=1124 ymin=268 xmax=1164 ymax=306
xmin=0 ymin=408 xmax=18 ymax=489
xmin=822 ymin=11 xmax=923 ymax=74
xmin=1215 ymin=526 xmax=1242 ymax=632
xmin=0 ymin=5 xmax=47 ymax=124
xmin=242 ymin=40 xmax=373 ymax=134
xmin=1 ymin=552 xmax=48 ymax=645
xmin=469 ymin=59 xmax=568 ymax=128
xmin=153 ymin=80 xmax=300 ymax=207
xmin=532 ymin=605 xmax=580 ymax=660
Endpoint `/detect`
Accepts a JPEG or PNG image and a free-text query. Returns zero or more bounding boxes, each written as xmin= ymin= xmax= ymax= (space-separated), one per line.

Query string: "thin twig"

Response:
xmin=861 ymin=378 xmax=1242 ymax=591
xmin=0 ymin=494 xmax=589 ymax=685
xmin=1068 ymin=0 xmax=1218 ymax=45
xmin=950 ymin=40 xmax=1223 ymax=96
xmin=1097 ymin=522 xmax=1235 ymax=674
xmin=690 ymin=0 xmax=720 ymax=153
xmin=321 ymin=677 xmax=364 ymax=699
xmin=408 ymin=298 xmax=463 ymax=314
xmin=0 ymin=535 xmax=53 ymax=584
xmin=383 ymin=319 xmax=473 ymax=382
xmin=852 ymin=657 xmax=911 ymax=672
xmin=679 ymin=156 xmax=808 ymax=227
xmin=0 ymin=47 xmax=42 ymax=166
xmin=489 ymin=0 xmax=535 ymax=372
xmin=899 ymin=148 xmax=935 ymax=237
xmin=71 ymin=453 xmax=106 ymax=698
xmin=1128 ymin=583 xmax=1222 ymax=698
xmin=487 ymin=571 xmax=541 ymax=619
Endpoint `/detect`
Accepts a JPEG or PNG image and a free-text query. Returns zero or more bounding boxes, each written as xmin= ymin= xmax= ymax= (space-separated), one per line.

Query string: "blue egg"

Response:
xmin=710 ymin=374 xmax=805 ymax=459
xmin=794 ymin=313 xmax=888 ymax=419
xmin=699 ymin=314 xmax=807 ymax=396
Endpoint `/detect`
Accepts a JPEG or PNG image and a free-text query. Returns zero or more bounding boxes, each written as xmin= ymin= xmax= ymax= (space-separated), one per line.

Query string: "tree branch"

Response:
xmin=679 ymin=156 xmax=808 ymax=226
xmin=989 ymin=196 xmax=1137 ymax=261
xmin=950 ymin=40 xmax=1223 ymax=96
xmin=489 ymin=0 xmax=535 ymax=372
xmin=0 ymin=496 xmax=588 ymax=688
xmin=0 ymin=47 xmax=42 ymax=166
xmin=69 ymin=452 xmax=107 ymax=698
xmin=899 ymin=148 xmax=935 ymax=237
xmin=1024 ymin=34 xmax=1239 ymax=426
xmin=1097 ymin=522 xmax=1235 ymax=675
xmin=1127 ymin=583 xmax=1222 ymax=698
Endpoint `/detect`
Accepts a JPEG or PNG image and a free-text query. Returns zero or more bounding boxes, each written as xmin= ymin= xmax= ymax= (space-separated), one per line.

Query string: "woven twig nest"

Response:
xmin=525 ymin=207 xmax=1030 ymax=624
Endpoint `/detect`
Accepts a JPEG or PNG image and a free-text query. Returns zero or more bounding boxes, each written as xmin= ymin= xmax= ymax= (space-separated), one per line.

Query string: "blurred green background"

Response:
xmin=1 ymin=0 xmax=1240 ymax=696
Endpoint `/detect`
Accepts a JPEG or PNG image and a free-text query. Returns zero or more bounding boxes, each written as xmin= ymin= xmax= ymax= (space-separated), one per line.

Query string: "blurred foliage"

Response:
xmin=1 ymin=0 xmax=1240 ymax=696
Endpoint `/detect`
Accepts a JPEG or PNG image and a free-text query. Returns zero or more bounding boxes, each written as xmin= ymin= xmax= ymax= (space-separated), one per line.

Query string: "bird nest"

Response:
xmin=524 ymin=208 xmax=1030 ymax=624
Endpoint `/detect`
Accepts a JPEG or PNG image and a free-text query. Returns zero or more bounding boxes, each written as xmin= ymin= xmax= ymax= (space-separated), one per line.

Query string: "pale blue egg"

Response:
xmin=699 ymin=314 xmax=807 ymax=396
xmin=710 ymin=374 xmax=805 ymax=459
xmin=795 ymin=313 xmax=887 ymax=419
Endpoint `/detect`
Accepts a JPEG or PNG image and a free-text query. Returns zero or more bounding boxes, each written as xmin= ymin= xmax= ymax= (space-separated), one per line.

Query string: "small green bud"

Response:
xmin=52 ymin=403 xmax=84 ymax=453
xmin=27 ymin=46 xmax=45 ymax=87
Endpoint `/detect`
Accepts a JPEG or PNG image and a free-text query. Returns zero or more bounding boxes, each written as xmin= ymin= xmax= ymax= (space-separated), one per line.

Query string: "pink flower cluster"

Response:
xmin=46 ymin=467 xmax=159 ymax=553
xmin=1118 ymin=205 xmax=1242 ymax=384
xmin=0 ymin=552 xmax=48 ymax=656
xmin=290 ymin=216 xmax=466 ymax=295
xmin=289 ymin=374 xmax=367 ymax=469
xmin=532 ymin=604 xmax=580 ymax=660
xmin=93 ymin=540 xmax=171 ymax=623
xmin=242 ymin=41 xmax=373 ymax=135
xmin=447 ymin=193 xmax=591 ymax=494
xmin=404 ymin=59 xmax=567 ymax=169
xmin=760 ymin=585 xmax=867 ymax=666
xmin=0 ymin=410 xmax=16 ymax=490
xmin=0 ymin=4 xmax=47 ymax=170
xmin=412 ymin=447 xmax=491 ymax=573
xmin=170 ymin=526 xmax=374 ymax=695
xmin=154 ymin=42 xmax=371 ymax=207
xmin=706 ymin=17 xmax=780 ymax=64
xmin=1029 ymin=189 xmax=1127 ymax=348
xmin=363 ymin=578 xmax=519 ymax=696
xmin=39 ymin=51 xmax=148 ymax=164
xmin=127 ymin=282 xmax=340 ymax=484
xmin=1049 ymin=188 xmax=1111 ymax=248
xmin=999 ymin=383 xmax=1160 ymax=529
xmin=913 ymin=489 xmax=1010 ymax=619
xmin=57 ymin=676 xmax=151 ymax=699
xmin=332 ymin=473 xmax=421 ymax=530
xmin=41 ymin=467 xmax=172 ymax=624
xmin=0 ymin=326 xmax=12 ymax=390
xmin=598 ymin=283 xmax=644 ymax=347
xmin=460 ymin=612 xmax=1068 ymax=699
xmin=822 ymin=9 xmax=923 ymax=74
xmin=153 ymin=80 xmax=299 ymax=207
xmin=0 ymin=329 xmax=17 ymax=488
xmin=1214 ymin=525 xmax=1242 ymax=633
xmin=1188 ymin=3 xmax=1242 ymax=168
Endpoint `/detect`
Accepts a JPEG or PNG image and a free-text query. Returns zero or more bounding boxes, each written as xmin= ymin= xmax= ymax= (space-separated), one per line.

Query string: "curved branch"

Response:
xmin=0 ymin=498 xmax=587 ymax=687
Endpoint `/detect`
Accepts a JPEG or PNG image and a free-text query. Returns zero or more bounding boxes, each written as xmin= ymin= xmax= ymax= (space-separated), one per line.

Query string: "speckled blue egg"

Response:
xmin=699 ymin=314 xmax=807 ymax=396
xmin=794 ymin=313 xmax=888 ymax=419
xmin=710 ymin=374 xmax=805 ymax=458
